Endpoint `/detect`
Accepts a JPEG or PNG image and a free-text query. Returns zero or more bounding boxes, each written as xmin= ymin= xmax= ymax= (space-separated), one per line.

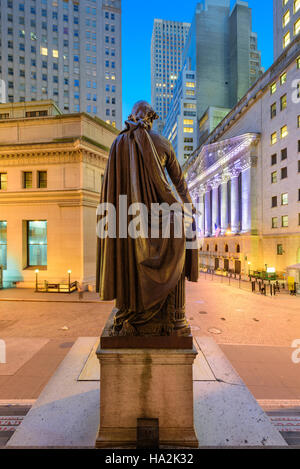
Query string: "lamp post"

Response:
xmin=68 ymin=270 xmax=72 ymax=293
xmin=35 ymin=269 xmax=39 ymax=292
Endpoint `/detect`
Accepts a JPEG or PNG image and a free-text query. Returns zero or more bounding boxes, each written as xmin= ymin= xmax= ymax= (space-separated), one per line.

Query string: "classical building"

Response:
xmin=162 ymin=65 xmax=197 ymax=166
xmin=274 ymin=0 xmax=300 ymax=60
xmin=186 ymin=36 xmax=300 ymax=280
xmin=0 ymin=101 xmax=118 ymax=288
xmin=0 ymin=0 xmax=122 ymax=129
xmin=151 ymin=18 xmax=190 ymax=133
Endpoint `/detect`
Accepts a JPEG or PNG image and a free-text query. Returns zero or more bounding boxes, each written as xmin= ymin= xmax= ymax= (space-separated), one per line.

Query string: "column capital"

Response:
xmin=209 ymin=176 xmax=222 ymax=189
xmin=221 ymin=172 xmax=231 ymax=184
xmin=228 ymin=166 xmax=240 ymax=179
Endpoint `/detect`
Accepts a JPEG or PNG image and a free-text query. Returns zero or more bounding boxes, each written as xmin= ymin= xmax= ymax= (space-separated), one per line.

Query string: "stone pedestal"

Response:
xmin=95 ymin=318 xmax=199 ymax=448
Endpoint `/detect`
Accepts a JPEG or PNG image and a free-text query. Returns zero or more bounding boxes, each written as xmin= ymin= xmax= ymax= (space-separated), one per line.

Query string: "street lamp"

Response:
xmin=35 ymin=269 xmax=39 ymax=292
xmin=68 ymin=270 xmax=72 ymax=292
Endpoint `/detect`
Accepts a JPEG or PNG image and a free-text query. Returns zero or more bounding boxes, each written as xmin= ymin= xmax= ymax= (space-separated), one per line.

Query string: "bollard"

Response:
xmin=270 ymin=284 xmax=273 ymax=296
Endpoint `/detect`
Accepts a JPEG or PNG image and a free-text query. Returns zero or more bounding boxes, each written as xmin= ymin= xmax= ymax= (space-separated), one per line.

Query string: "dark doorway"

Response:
xmin=235 ymin=260 xmax=241 ymax=274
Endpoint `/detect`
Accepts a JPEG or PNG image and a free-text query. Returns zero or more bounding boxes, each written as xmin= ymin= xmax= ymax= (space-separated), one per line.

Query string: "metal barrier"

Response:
xmin=36 ymin=280 xmax=78 ymax=294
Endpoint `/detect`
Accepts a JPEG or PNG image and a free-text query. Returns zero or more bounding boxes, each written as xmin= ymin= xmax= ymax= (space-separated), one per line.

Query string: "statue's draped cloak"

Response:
xmin=96 ymin=120 xmax=197 ymax=314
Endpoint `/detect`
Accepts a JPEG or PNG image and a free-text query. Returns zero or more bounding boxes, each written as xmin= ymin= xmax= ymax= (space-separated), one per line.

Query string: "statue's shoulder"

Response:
xmin=149 ymin=130 xmax=170 ymax=152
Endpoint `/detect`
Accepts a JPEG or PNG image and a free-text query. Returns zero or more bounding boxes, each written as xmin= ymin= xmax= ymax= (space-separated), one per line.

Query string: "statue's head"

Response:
xmin=128 ymin=101 xmax=159 ymax=128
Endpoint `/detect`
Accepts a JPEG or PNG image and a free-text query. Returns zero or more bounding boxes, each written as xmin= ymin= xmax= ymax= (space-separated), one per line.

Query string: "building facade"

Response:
xmin=274 ymin=0 xmax=300 ymax=60
xmin=162 ymin=66 xmax=197 ymax=166
xmin=186 ymin=36 xmax=300 ymax=281
xmin=0 ymin=0 xmax=122 ymax=129
xmin=0 ymin=101 xmax=118 ymax=288
xmin=151 ymin=18 xmax=190 ymax=133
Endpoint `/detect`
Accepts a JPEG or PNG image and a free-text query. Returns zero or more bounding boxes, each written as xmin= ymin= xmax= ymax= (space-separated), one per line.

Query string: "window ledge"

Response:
xmin=23 ymin=266 xmax=47 ymax=271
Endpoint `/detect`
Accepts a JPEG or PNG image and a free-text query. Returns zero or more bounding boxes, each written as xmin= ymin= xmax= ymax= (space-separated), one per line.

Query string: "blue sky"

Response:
xmin=121 ymin=0 xmax=274 ymax=121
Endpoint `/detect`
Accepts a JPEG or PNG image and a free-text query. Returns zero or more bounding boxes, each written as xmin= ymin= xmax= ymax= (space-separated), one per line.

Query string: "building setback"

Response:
xmin=274 ymin=0 xmax=300 ymax=61
xmin=151 ymin=19 xmax=190 ymax=133
xmin=186 ymin=36 xmax=300 ymax=281
xmin=0 ymin=0 xmax=122 ymax=129
xmin=0 ymin=101 xmax=118 ymax=288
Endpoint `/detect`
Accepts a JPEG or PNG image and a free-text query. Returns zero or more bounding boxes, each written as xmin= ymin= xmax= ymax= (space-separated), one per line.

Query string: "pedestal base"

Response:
xmin=96 ymin=346 xmax=198 ymax=449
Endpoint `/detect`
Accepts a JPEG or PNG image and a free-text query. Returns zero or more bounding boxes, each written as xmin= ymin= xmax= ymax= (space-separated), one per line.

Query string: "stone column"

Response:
xmin=230 ymin=171 xmax=240 ymax=234
xmin=211 ymin=182 xmax=219 ymax=236
xmin=241 ymin=165 xmax=251 ymax=233
xmin=204 ymin=187 xmax=212 ymax=237
xmin=197 ymin=191 xmax=205 ymax=237
xmin=220 ymin=176 xmax=229 ymax=235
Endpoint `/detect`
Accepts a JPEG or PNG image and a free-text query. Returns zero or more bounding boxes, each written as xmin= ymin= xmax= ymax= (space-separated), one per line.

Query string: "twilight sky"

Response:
xmin=121 ymin=0 xmax=274 ymax=122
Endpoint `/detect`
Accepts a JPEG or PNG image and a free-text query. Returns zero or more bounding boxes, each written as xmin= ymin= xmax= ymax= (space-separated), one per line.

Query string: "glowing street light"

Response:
xmin=68 ymin=270 xmax=72 ymax=292
xmin=35 ymin=269 xmax=39 ymax=292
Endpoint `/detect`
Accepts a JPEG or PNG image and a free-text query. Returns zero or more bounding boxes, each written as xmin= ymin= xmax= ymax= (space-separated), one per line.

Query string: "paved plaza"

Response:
xmin=0 ymin=278 xmax=299 ymax=401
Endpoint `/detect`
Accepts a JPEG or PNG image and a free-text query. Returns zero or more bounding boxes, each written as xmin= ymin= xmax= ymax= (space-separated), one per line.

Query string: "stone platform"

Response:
xmin=7 ymin=336 xmax=286 ymax=448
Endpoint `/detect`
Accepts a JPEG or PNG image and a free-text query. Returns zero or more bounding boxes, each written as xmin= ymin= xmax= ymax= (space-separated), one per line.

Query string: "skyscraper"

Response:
xmin=274 ymin=0 xmax=300 ymax=60
xmin=183 ymin=0 xmax=263 ymax=123
xmin=0 ymin=0 xmax=122 ymax=129
xmin=151 ymin=19 xmax=190 ymax=132
xmin=163 ymin=0 xmax=263 ymax=164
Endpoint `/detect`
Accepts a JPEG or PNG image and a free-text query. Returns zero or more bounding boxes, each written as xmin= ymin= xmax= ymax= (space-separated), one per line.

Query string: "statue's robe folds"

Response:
xmin=96 ymin=120 xmax=198 ymax=334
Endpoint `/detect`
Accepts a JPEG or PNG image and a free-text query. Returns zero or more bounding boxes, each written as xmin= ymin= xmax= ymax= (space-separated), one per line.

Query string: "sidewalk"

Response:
xmin=198 ymin=271 xmax=298 ymax=298
xmin=0 ymin=288 xmax=107 ymax=303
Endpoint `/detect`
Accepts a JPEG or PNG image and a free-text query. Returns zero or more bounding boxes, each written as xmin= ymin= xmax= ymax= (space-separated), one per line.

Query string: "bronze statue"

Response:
xmin=96 ymin=101 xmax=198 ymax=336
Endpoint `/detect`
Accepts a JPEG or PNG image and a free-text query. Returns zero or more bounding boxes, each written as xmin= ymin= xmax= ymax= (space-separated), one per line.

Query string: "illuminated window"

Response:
xmin=280 ymin=73 xmax=287 ymax=85
xmin=53 ymin=49 xmax=59 ymax=58
xmin=270 ymin=82 xmax=277 ymax=94
xmin=280 ymin=125 xmax=288 ymax=138
xmin=37 ymin=171 xmax=47 ymax=189
xmin=271 ymin=171 xmax=277 ymax=183
xmin=0 ymin=221 xmax=7 ymax=269
xmin=283 ymin=10 xmax=290 ymax=28
xmin=184 ymin=127 xmax=194 ymax=133
xmin=283 ymin=31 xmax=291 ymax=48
xmin=185 ymin=82 xmax=195 ymax=88
xmin=186 ymin=90 xmax=195 ymax=96
xmin=40 ymin=47 xmax=48 ymax=56
xmin=272 ymin=217 xmax=278 ymax=229
xmin=0 ymin=173 xmax=7 ymax=190
xmin=23 ymin=172 xmax=32 ymax=189
xmin=183 ymin=119 xmax=193 ymax=125
xmin=271 ymin=132 xmax=277 ymax=145
xmin=281 ymin=193 xmax=288 ymax=205
xmin=295 ymin=0 xmax=300 ymax=13
xmin=294 ymin=18 xmax=300 ymax=36
xmin=27 ymin=221 xmax=47 ymax=267
xmin=281 ymin=215 xmax=288 ymax=227
xmin=280 ymin=94 xmax=287 ymax=110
